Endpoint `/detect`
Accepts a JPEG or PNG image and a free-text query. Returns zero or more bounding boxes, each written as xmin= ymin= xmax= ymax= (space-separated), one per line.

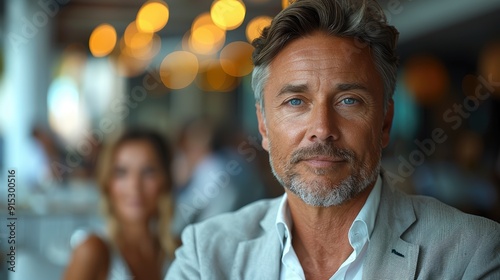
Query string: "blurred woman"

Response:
xmin=64 ymin=129 xmax=176 ymax=280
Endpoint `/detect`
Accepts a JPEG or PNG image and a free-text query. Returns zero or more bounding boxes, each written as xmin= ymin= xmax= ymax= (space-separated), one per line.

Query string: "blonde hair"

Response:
xmin=97 ymin=129 xmax=177 ymax=259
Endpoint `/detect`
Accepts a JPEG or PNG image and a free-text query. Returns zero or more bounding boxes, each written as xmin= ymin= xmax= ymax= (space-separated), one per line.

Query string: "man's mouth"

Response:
xmin=301 ymin=156 xmax=346 ymax=168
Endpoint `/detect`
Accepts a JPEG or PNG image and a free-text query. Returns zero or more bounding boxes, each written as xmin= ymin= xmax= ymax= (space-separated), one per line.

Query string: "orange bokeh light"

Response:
xmin=210 ymin=0 xmax=246 ymax=30
xmin=136 ymin=1 xmax=169 ymax=33
xmin=246 ymin=16 xmax=272 ymax=43
xmin=188 ymin=13 xmax=226 ymax=55
xmin=403 ymin=55 xmax=450 ymax=106
xmin=89 ymin=24 xmax=117 ymax=57
xmin=220 ymin=41 xmax=254 ymax=77
xmin=160 ymin=51 xmax=199 ymax=89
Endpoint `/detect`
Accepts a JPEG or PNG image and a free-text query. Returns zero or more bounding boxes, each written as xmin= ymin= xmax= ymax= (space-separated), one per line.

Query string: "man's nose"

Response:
xmin=308 ymin=102 xmax=340 ymax=142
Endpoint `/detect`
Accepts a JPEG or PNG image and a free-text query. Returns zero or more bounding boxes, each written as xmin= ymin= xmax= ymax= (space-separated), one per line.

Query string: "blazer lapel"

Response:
xmin=363 ymin=172 xmax=420 ymax=279
xmin=229 ymin=173 xmax=421 ymax=279
xmin=231 ymin=198 xmax=282 ymax=280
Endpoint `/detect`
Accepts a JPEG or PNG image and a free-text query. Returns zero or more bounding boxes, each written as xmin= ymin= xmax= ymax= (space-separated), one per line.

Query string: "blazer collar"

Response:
xmin=231 ymin=197 xmax=283 ymax=280
xmin=230 ymin=170 xmax=420 ymax=279
xmin=363 ymin=170 xmax=419 ymax=279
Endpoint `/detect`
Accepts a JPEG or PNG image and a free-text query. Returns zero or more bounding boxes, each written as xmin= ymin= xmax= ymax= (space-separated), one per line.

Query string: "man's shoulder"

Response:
xmin=168 ymin=196 xmax=283 ymax=279
xmin=384 ymin=186 xmax=500 ymax=246
xmin=383 ymin=188 xmax=500 ymax=277
xmin=365 ymin=181 xmax=500 ymax=278
xmin=406 ymin=192 xmax=499 ymax=233
xmin=192 ymin=196 xmax=282 ymax=238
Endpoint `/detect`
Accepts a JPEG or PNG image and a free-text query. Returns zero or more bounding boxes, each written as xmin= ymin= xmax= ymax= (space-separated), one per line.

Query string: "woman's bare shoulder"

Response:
xmin=63 ymin=234 xmax=110 ymax=280
xmin=75 ymin=234 xmax=109 ymax=257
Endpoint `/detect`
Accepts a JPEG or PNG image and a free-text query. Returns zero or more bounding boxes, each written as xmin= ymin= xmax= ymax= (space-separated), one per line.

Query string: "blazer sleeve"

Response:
xmin=462 ymin=227 xmax=500 ymax=279
xmin=165 ymin=225 xmax=201 ymax=280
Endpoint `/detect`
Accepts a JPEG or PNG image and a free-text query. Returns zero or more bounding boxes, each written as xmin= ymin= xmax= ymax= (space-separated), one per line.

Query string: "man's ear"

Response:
xmin=381 ymin=99 xmax=394 ymax=148
xmin=256 ymin=104 xmax=270 ymax=152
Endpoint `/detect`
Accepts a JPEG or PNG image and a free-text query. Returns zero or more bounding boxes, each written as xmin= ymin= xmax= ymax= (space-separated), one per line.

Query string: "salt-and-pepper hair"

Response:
xmin=251 ymin=0 xmax=399 ymax=113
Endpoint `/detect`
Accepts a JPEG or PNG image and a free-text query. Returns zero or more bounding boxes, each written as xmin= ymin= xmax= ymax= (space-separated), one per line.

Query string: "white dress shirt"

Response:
xmin=275 ymin=175 xmax=382 ymax=280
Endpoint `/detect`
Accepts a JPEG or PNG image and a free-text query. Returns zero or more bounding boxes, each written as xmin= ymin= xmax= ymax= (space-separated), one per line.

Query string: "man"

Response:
xmin=166 ymin=0 xmax=500 ymax=279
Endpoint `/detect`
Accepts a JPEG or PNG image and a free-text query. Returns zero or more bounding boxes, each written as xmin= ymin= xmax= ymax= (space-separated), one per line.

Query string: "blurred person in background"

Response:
xmin=64 ymin=128 xmax=177 ymax=280
xmin=171 ymin=117 xmax=266 ymax=237
xmin=26 ymin=126 xmax=61 ymax=188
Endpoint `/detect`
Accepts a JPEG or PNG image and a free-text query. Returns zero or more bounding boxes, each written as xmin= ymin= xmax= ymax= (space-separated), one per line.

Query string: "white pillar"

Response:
xmin=2 ymin=0 xmax=53 ymax=204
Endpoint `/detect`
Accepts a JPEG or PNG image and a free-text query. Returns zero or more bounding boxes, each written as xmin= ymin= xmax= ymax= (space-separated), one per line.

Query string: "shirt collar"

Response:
xmin=275 ymin=174 xmax=382 ymax=250
xmin=276 ymin=192 xmax=291 ymax=249
xmin=348 ymin=174 xmax=382 ymax=255
xmin=353 ymin=174 xmax=382 ymax=241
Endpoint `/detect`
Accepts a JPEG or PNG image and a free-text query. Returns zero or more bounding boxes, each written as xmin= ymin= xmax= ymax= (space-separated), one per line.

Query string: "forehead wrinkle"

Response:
xmin=266 ymin=35 xmax=383 ymax=101
xmin=277 ymin=54 xmax=361 ymax=79
xmin=284 ymin=53 xmax=342 ymax=69
xmin=281 ymin=42 xmax=366 ymax=66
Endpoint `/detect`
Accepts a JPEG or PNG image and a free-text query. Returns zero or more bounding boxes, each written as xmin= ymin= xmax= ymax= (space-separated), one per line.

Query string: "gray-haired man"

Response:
xmin=167 ymin=0 xmax=500 ymax=279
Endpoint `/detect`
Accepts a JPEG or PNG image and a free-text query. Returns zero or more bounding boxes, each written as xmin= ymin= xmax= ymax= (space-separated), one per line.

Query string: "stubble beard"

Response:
xmin=268 ymin=139 xmax=381 ymax=207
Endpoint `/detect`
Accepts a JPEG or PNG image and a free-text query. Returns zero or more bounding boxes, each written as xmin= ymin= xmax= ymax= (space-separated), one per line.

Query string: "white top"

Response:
xmin=275 ymin=175 xmax=382 ymax=280
xmin=70 ymin=229 xmax=170 ymax=280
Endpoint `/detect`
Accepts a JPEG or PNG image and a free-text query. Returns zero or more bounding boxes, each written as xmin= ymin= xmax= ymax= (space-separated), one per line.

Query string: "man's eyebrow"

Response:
xmin=277 ymin=83 xmax=368 ymax=96
xmin=336 ymin=83 xmax=368 ymax=92
xmin=277 ymin=84 xmax=309 ymax=96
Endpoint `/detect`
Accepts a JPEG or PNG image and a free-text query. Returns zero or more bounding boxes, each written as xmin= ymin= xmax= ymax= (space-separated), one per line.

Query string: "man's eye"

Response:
xmin=341 ymin=98 xmax=358 ymax=105
xmin=288 ymin=98 xmax=303 ymax=106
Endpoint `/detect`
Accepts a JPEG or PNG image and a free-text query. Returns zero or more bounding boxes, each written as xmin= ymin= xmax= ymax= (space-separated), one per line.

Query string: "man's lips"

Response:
xmin=301 ymin=156 xmax=346 ymax=168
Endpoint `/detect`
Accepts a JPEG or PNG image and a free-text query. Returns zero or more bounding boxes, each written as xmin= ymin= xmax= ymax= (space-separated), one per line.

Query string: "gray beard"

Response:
xmin=268 ymin=141 xmax=381 ymax=207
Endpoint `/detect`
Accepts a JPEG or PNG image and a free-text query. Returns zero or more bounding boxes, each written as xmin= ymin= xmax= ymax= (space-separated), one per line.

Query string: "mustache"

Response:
xmin=289 ymin=143 xmax=356 ymax=164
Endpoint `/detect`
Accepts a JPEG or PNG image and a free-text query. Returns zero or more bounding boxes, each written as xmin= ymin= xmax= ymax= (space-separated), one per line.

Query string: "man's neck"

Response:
xmin=286 ymin=183 xmax=375 ymax=279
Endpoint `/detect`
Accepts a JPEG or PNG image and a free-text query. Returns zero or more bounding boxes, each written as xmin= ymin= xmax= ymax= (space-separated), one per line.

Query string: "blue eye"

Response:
xmin=288 ymin=98 xmax=303 ymax=106
xmin=341 ymin=98 xmax=358 ymax=105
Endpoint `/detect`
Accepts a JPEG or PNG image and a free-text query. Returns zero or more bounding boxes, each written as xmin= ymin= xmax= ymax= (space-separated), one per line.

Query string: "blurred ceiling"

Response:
xmin=55 ymin=0 xmax=283 ymax=45
xmin=52 ymin=0 xmax=500 ymax=61
xmin=391 ymin=0 xmax=500 ymax=63
xmin=0 ymin=0 xmax=498 ymax=64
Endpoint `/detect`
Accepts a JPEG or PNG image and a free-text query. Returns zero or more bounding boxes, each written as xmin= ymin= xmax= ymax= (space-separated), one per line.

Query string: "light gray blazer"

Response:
xmin=166 ymin=175 xmax=500 ymax=279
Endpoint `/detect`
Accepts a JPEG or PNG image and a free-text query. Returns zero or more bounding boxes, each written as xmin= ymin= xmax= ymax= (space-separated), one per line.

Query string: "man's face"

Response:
xmin=256 ymin=33 xmax=394 ymax=207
